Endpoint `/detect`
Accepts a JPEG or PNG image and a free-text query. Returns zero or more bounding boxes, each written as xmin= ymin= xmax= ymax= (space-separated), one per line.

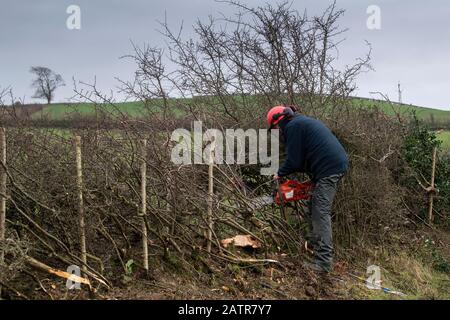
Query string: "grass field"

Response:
xmin=32 ymin=97 xmax=450 ymax=123
xmin=437 ymin=130 xmax=450 ymax=151
xmin=31 ymin=99 xmax=190 ymax=119
xmin=31 ymin=101 xmax=147 ymax=119
xmin=352 ymin=97 xmax=450 ymax=123
xmin=25 ymin=97 xmax=450 ymax=152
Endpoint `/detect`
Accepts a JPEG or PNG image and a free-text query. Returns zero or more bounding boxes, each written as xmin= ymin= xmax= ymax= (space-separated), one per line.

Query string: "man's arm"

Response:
xmin=277 ymin=126 xmax=303 ymax=177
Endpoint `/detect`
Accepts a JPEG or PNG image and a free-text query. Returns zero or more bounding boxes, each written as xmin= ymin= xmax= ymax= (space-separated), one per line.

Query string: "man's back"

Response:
xmin=278 ymin=115 xmax=348 ymax=181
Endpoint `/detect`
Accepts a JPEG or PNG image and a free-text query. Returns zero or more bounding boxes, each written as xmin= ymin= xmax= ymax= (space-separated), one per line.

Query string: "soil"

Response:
xmin=105 ymin=258 xmax=352 ymax=300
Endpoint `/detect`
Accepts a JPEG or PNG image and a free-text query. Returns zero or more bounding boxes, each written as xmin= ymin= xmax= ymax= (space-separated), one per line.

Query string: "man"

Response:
xmin=267 ymin=105 xmax=348 ymax=273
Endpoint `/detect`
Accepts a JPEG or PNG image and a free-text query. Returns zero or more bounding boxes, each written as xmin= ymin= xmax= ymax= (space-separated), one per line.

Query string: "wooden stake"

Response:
xmin=428 ymin=147 xmax=437 ymax=223
xmin=206 ymin=144 xmax=214 ymax=253
xmin=167 ymin=173 xmax=175 ymax=235
xmin=74 ymin=136 xmax=87 ymax=274
xmin=0 ymin=128 xmax=6 ymax=298
xmin=140 ymin=139 xmax=149 ymax=272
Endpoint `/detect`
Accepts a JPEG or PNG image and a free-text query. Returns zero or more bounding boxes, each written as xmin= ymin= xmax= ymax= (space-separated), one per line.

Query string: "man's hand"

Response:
xmin=273 ymin=174 xmax=280 ymax=180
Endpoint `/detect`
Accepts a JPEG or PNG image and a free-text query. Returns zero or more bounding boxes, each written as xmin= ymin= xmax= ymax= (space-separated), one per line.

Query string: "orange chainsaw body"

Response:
xmin=274 ymin=180 xmax=313 ymax=205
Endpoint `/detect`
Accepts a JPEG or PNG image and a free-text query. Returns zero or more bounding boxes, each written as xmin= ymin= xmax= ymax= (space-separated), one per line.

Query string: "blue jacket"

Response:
xmin=277 ymin=115 xmax=348 ymax=181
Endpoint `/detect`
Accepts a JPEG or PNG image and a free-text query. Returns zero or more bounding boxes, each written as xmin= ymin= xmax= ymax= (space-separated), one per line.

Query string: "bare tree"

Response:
xmin=119 ymin=43 xmax=173 ymax=121
xmin=161 ymin=0 xmax=371 ymax=122
xmin=30 ymin=66 xmax=65 ymax=104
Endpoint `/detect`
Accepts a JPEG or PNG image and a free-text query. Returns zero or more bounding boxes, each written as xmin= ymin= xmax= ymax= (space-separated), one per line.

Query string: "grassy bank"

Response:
xmin=437 ymin=130 xmax=450 ymax=151
xmin=27 ymin=97 xmax=450 ymax=123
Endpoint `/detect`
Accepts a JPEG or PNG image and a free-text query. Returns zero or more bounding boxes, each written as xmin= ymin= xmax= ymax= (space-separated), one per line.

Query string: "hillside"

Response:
xmin=352 ymin=97 xmax=450 ymax=124
xmin=28 ymin=97 xmax=450 ymax=123
xmin=21 ymin=97 xmax=450 ymax=151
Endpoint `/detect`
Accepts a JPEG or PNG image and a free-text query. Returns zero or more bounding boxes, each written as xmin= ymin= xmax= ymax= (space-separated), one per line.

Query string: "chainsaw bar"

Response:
xmin=247 ymin=195 xmax=274 ymax=210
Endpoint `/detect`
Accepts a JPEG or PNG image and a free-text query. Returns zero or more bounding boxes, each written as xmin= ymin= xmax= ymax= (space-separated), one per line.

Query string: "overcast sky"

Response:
xmin=1 ymin=0 xmax=449 ymax=110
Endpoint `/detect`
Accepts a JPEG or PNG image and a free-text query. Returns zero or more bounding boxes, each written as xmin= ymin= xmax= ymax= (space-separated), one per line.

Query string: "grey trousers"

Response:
xmin=307 ymin=173 xmax=344 ymax=270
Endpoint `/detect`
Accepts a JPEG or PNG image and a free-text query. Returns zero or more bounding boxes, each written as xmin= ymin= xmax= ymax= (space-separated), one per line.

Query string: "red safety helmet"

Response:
xmin=267 ymin=105 xmax=296 ymax=128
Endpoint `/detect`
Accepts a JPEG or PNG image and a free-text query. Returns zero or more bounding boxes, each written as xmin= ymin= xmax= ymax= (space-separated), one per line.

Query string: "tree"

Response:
xmin=160 ymin=0 xmax=371 ymax=122
xmin=30 ymin=66 xmax=65 ymax=104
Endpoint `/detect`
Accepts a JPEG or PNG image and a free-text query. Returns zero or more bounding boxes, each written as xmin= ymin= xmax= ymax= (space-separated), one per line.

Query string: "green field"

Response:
xmin=437 ymin=130 xmax=450 ymax=151
xmin=31 ymin=100 xmax=190 ymax=120
xmin=27 ymin=97 xmax=450 ymax=151
xmin=32 ymin=101 xmax=148 ymax=119
xmin=352 ymin=97 xmax=450 ymax=123
xmin=32 ymin=97 xmax=450 ymax=123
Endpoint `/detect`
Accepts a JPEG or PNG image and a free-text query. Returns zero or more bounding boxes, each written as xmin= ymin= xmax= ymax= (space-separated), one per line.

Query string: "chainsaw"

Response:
xmin=247 ymin=179 xmax=313 ymax=210
xmin=245 ymin=179 xmax=314 ymax=253
xmin=274 ymin=179 xmax=313 ymax=205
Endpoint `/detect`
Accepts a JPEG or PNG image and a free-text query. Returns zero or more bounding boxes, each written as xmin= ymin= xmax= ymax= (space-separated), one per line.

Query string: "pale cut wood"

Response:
xmin=428 ymin=147 xmax=437 ymax=223
xmin=25 ymin=256 xmax=91 ymax=287
xmin=206 ymin=143 xmax=214 ymax=253
xmin=74 ymin=136 xmax=87 ymax=274
xmin=140 ymin=139 xmax=149 ymax=272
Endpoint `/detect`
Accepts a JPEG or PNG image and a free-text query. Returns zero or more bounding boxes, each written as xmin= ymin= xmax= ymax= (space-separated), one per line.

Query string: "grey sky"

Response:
xmin=1 ymin=0 xmax=449 ymax=110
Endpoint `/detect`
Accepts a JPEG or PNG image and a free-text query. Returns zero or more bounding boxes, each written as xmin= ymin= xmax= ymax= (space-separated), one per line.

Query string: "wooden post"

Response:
xmin=0 ymin=128 xmax=6 ymax=297
xmin=206 ymin=144 xmax=214 ymax=253
xmin=167 ymin=173 xmax=175 ymax=235
xmin=428 ymin=147 xmax=437 ymax=223
xmin=140 ymin=139 xmax=149 ymax=273
xmin=74 ymin=136 xmax=87 ymax=274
